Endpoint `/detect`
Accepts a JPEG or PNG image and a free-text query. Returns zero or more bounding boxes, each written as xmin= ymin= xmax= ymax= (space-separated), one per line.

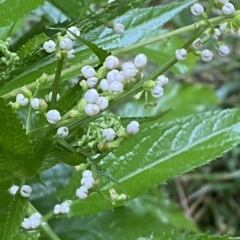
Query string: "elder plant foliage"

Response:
xmin=1 ymin=0 xmax=240 ymax=239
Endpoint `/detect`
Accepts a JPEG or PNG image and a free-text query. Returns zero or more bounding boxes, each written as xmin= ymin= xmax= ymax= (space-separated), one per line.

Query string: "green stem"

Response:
xmin=28 ymin=203 xmax=61 ymax=240
xmin=50 ymin=57 xmax=64 ymax=110
xmin=77 ymin=1 xmax=92 ymax=21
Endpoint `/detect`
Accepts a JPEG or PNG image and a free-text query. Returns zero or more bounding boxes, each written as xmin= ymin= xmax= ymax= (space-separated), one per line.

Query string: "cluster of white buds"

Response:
xmin=21 ymin=212 xmax=42 ymax=230
xmin=43 ymin=26 xmax=80 ymax=59
xmin=76 ymin=170 xmax=95 ymax=199
xmin=16 ymin=93 xmax=29 ymax=106
xmin=8 ymin=185 xmax=32 ymax=198
xmin=53 ymin=200 xmax=72 ymax=214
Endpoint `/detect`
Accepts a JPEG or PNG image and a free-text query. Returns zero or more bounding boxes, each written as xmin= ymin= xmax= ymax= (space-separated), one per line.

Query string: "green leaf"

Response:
xmin=68 ymin=109 xmax=240 ymax=216
xmin=17 ymin=33 xmax=49 ymax=59
xmin=0 ymin=0 xmax=45 ymax=27
xmin=12 ymin=230 xmax=40 ymax=240
xmin=3 ymin=194 xmax=28 ymax=240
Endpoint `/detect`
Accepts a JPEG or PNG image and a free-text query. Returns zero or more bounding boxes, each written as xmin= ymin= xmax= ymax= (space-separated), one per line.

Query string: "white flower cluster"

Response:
xmin=79 ymin=54 xmax=147 ymax=117
xmin=76 ymin=170 xmax=95 ymax=199
xmin=21 ymin=212 xmax=42 ymax=230
xmin=8 ymin=185 xmax=32 ymax=198
xmin=53 ymin=200 xmax=72 ymax=214
xmin=43 ymin=26 xmax=80 ymax=59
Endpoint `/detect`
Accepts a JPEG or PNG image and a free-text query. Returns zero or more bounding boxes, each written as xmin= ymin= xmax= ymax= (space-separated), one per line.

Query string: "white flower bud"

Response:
xmin=87 ymin=77 xmax=98 ymax=88
xmin=122 ymin=62 xmax=137 ymax=78
xmin=31 ymin=98 xmax=40 ymax=110
xmin=109 ymin=81 xmax=124 ymax=92
xmin=48 ymin=91 xmax=60 ymax=102
xmin=16 ymin=93 xmax=29 ymax=106
xmin=96 ymin=96 xmax=109 ymax=110
xmin=107 ymin=69 xmax=124 ymax=83
xmin=82 ymin=170 xmax=93 ymax=178
xmin=57 ymin=127 xmax=69 ymax=138
xmin=156 ymin=75 xmax=168 ymax=86
xmin=84 ymin=103 xmax=100 ymax=116
xmin=126 ymin=121 xmax=139 ymax=135
xmin=222 ymin=3 xmax=235 ymax=15
xmin=20 ymin=185 xmax=32 ymax=198
xmin=60 ymin=203 xmax=70 ymax=214
xmin=201 ymin=49 xmax=213 ymax=62
xmin=21 ymin=218 xmax=31 ymax=229
xmin=175 ymin=48 xmax=187 ymax=60
xmin=102 ymin=128 xmax=116 ymax=141
xmin=67 ymin=49 xmax=75 ymax=59
xmin=192 ymin=38 xmax=202 ymax=49
xmin=219 ymin=45 xmax=230 ymax=56
xmin=81 ymin=65 xmax=96 ymax=78
xmin=100 ymin=79 xmax=109 ymax=91
xmin=53 ymin=204 xmax=62 ymax=214
xmin=105 ymin=55 xmax=119 ymax=69
xmin=113 ymin=23 xmax=124 ymax=34
xmin=30 ymin=216 xmax=41 ymax=229
xmin=43 ymin=40 xmax=56 ymax=53
xmin=60 ymin=37 xmax=73 ymax=51
xmin=8 ymin=185 xmax=19 ymax=195
xmin=84 ymin=89 xmax=99 ymax=103
xmin=46 ymin=110 xmax=61 ymax=124
xmin=151 ymin=85 xmax=164 ymax=98
xmin=212 ymin=28 xmax=221 ymax=39
xmin=76 ymin=186 xmax=88 ymax=199
xmin=134 ymin=53 xmax=147 ymax=68
xmin=67 ymin=26 xmax=80 ymax=40
xmin=81 ymin=176 xmax=95 ymax=189
xmin=191 ymin=3 xmax=204 ymax=16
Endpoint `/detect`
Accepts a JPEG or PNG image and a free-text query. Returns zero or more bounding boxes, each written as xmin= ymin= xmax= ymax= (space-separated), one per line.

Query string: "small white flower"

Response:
xmin=134 ymin=53 xmax=147 ymax=68
xmin=29 ymin=215 xmax=41 ymax=229
xmin=57 ymin=127 xmax=69 ymax=138
xmin=16 ymin=93 xmax=29 ymax=106
xmin=21 ymin=218 xmax=31 ymax=229
xmin=67 ymin=26 xmax=80 ymax=40
xmin=219 ymin=45 xmax=230 ymax=56
xmin=113 ymin=23 xmax=124 ymax=34
xmin=48 ymin=92 xmax=60 ymax=102
xmin=201 ymin=49 xmax=213 ymax=62
xmin=156 ymin=75 xmax=169 ymax=86
xmin=46 ymin=110 xmax=61 ymax=124
xmin=122 ymin=62 xmax=137 ymax=78
xmin=212 ymin=28 xmax=221 ymax=39
xmin=109 ymin=81 xmax=124 ymax=92
xmin=53 ymin=204 xmax=62 ymax=214
xmin=102 ymin=128 xmax=116 ymax=141
xmin=43 ymin=40 xmax=56 ymax=53
xmin=76 ymin=186 xmax=88 ymax=199
xmin=105 ymin=55 xmax=119 ymax=69
xmin=151 ymin=86 xmax=164 ymax=98
xmin=87 ymin=77 xmax=98 ymax=88
xmin=107 ymin=69 xmax=124 ymax=83
xmin=191 ymin=3 xmax=204 ymax=16
xmin=81 ymin=176 xmax=95 ymax=189
xmin=84 ymin=89 xmax=99 ymax=103
xmin=81 ymin=65 xmax=96 ymax=78
xmin=20 ymin=185 xmax=32 ymax=198
xmin=59 ymin=37 xmax=73 ymax=51
xmin=67 ymin=49 xmax=75 ymax=59
xmin=82 ymin=170 xmax=93 ymax=178
xmin=96 ymin=96 xmax=109 ymax=110
xmin=175 ymin=48 xmax=187 ymax=60
xmin=84 ymin=103 xmax=100 ymax=116
xmin=60 ymin=203 xmax=70 ymax=214
xmin=126 ymin=121 xmax=139 ymax=135
xmin=192 ymin=38 xmax=202 ymax=49
xmin=8 ymin=185 xmax=19 ymax=195
xmin=100 ymin=79 xmax=109 ymax=91
xmin=31 ymin=98 xmax=40 ymax=110
xmin=222 ymin=3 xmax=235 ymax=15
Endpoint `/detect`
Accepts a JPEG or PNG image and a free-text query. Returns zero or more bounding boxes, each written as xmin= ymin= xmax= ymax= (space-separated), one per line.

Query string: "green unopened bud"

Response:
xmin=39 ymin=99 xmax=48 ymax=113
xmin=10 ymin=101 xmax=20 ymax=110
xmin=77 ymin=98 xmax=87 ymax=113
xmin=79 ymin=80 xmax=88 ymax=91
xmin=96 ymin=66 xmax=108 ymax=79
xmin=116 ymin=129 xmax=128 ymax=138
xmin=68 ymin=109 xmax=81 ymax=118
xmin=38 ymin=73 xmax=48 ymax=85
xmin=143 ymin=80 xmax=155 ymax=91
xmin=75 ymin=163 xmax=88 ymax=172
xmin=21 ymin=86 xmax=32 ymax=98
xmin=134 ymin=90 xmax=144 ymax=100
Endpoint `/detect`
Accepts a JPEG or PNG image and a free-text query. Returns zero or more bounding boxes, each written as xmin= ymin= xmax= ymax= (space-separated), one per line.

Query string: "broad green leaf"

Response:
xmin=0 ymin=0 xmax=45 ymax=27
xmin=66 ymin=109 xmax=240 ymax=216
xmin=3 ymin=194 xmax=28 ymax=240
xmin=0 ymin=191 xmax=11 ymax=238
xmin=12 ymin=230 xmax=40 ymax=240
